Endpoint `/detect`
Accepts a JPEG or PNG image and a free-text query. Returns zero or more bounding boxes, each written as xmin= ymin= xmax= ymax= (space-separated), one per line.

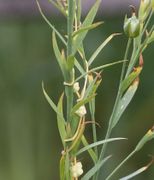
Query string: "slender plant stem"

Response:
xmin=95 ymin=38 xmax=132 ymax=180
xmin=67 ymin=0 xmax=74 ymax=56
xmin=66 ymin=0 xmax=75 ymax=122
xmin=105 ymin=150 xmax=136 ymax=180
xmin=99 ymin=38 xmax=132 ymax=161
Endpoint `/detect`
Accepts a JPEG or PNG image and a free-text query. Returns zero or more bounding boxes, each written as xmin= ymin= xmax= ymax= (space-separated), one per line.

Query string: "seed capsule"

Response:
xmin=124 ymin=14 xmax=140 ymax=38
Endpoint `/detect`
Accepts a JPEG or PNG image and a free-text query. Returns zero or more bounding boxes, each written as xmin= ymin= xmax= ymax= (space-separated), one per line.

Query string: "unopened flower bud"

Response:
xmin=75 ymin=105 xmax=86 ymax=117
xmin=71 ymin=162 xmax=83 ymax=178
xmin=124 ymin=14 xmax=140 ymax=38
xmin=73 ymin=82 xmax=80 ymax=92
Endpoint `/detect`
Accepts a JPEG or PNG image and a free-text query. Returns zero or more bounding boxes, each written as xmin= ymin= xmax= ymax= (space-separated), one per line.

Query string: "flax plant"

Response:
xmin=36 ymin=0 xmax=154 ymax=179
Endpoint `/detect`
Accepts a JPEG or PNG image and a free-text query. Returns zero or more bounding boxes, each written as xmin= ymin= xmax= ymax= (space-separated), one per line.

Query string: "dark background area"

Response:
xmin=0 ymin=0 xmax=154 ymax=180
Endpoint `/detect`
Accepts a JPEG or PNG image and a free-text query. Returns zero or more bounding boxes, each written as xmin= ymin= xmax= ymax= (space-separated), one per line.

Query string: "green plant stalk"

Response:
xmin=105 ymin=150 xmax=136 ymax=180
xmin=66 ymin=0 xmax=75 ymax=122
xmin=95 ymin=38 xmax=132 ymax=180
xmin=99 ymin=38 xmax=132 ymax=161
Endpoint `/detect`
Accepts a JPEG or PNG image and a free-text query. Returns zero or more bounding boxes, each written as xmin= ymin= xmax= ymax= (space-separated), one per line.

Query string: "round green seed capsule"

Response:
xmin=124 ymin=14 xmax=140 ymax=38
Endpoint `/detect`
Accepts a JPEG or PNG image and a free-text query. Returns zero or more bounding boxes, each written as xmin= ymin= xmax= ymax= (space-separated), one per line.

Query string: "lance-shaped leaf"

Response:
xmin=72 ymin=0 xmax=101 ymax=55
xmin=57 ymin=93 xmax=67 ymax=146
xmin=36 ymin=0 xmax=66 ymax=45
xmin=135 ymin=125 xmax=154 ymax=152
xmin=52 ymin=31 xmax=69 ymax=80
xmin=42 ymin=82 xmax=66 ymax=125
xmin=81 ymin=155 xmax=112 ymax=180
xmin=77 ymin=138 xmax=126 ymax=156
xmin=81 ymin=136 xmax=97 ymax=163
xmin=120 ymin=158 xmax=154 ymax=180
xmin=88 ymin=33 xmax=121 ymax=66
xmin=112 ymin=78 xmax=139 ymax=129
xmin=120 ymin=66 xmax=142 ymax=94
xmin=72 ymin=21 xmax=103 ymax=37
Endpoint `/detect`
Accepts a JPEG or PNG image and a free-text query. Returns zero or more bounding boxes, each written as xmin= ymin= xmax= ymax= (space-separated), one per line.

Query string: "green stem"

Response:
xmin=66 ymin=0 xmax=75 ymax=122
xmin=105 ymin=150 xmax=136 ymax=180
xmin=96 ymin=38 xmax=132 ymax=179
xmin=67 ymin=0 xmax=74 ymax=56
xmin=99 ymin=38 xmax=131 ymax=160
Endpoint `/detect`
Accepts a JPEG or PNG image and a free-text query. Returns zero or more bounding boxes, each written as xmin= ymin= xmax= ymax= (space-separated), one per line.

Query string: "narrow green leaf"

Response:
xmin=81 ymin=136 xmax=97 ymax=163
xmin=120 ymin=165 xmax=149 ymax=180
xmin=75 ymin=60 xmax=127 ymax=82
xmin=71 ymin=94 xmax=96 ymax=115
xmin=57 ymin=93 xmax=67 ymax=146
xmin=52 ymin=31 xmax=68 ymax=80
xmin=72 ymin=21 xmax=103 ymax=37
xmin=88 ymin=33 xmax=121 ymax=66
xmin=72 ymin=0 xmax=101 ymax=54
xmin=121 ymin=66 xmax=142 ymax=94
xmin=135 ymin=126 xmax=154 ymax=152
xmin=42 ymin=82 xmax=66 ymax=123
xmin=36 ymin=0 xmax=66 ymax=45
xmin=77 ymin=138 xmax=126 ymax=156
xmin=112 ymin=79 xmax=139 ymax=128
xmin=81 ymin=155 xmax=112 ymax=180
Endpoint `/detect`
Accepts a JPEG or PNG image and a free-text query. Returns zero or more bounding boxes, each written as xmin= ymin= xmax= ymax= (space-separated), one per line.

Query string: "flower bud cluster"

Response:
xmin=71 ymin=162 xmax=83 ymax=178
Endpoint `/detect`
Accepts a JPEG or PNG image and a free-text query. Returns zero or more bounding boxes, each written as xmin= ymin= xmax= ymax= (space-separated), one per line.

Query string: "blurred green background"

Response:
xmin=0 ymin=2 xmax=154 ymax=180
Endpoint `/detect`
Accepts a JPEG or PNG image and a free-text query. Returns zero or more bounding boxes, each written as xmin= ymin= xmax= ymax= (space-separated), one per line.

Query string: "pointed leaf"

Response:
xmin=120 ymin=66 xmax=142 ymax=94
xmin=72 ymin=0 xmax=101 ymax=54
xmin=88 ymin=33 xmax=121 ymax=66
xmin=81 ymin=136 xmax=97 ymax=163
xmin=81 ymin=155 xmax=112 ymax=180
xmin=135 ymin=125 xmax=154 ymax=152
xmin=52 ymin=31 xmax=69 ymax=80
xmin=36 ymin=0 xmax=66 ymax=45
xmin=57 ymin=93 xmax=67 ymax=145
xmin=42 ymin=82 xmax=66 ymax=123
xmin=72 ymin=21 xmax=103 ymax=37
xmin=112 ymin=79 xmax=139 ymax=128
xmin=77 ymin=138 xmax=126 ymax=156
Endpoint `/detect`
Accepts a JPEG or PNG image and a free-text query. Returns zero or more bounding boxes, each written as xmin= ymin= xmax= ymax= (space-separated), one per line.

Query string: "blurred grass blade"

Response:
xmin=88 ymin=33 xmax=121 ymax=66
xmin=71 ymin=94 xmax=96 ymax=115
xmin=120 ymin=158 xmax=154 ymax=180
xmin=77 ymin=138 xmax=126 ymax=156
xmin=36 ymin=0 xmax=66 ymax=45
xmin=72 ymin=21 xmax=103 ymax=37
xmin=57 ymin=93 xmax=67 ymax=146
xmin=81 ymin=155 xmax=112 ymax=180
xmin=121 ymin=66 xmax=142 ymax=94
xmin=42 ymin=82 xmax=66 ymax=123
xmin=135 ymin=125 xmax=154 ymax=152
xmin=81 ymin=136 xmax=97 ymax=163
xmin=72 ymin=0 xmax=101 ymax=54
xmin=112 ymin=79 xmax=139 ymax=128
